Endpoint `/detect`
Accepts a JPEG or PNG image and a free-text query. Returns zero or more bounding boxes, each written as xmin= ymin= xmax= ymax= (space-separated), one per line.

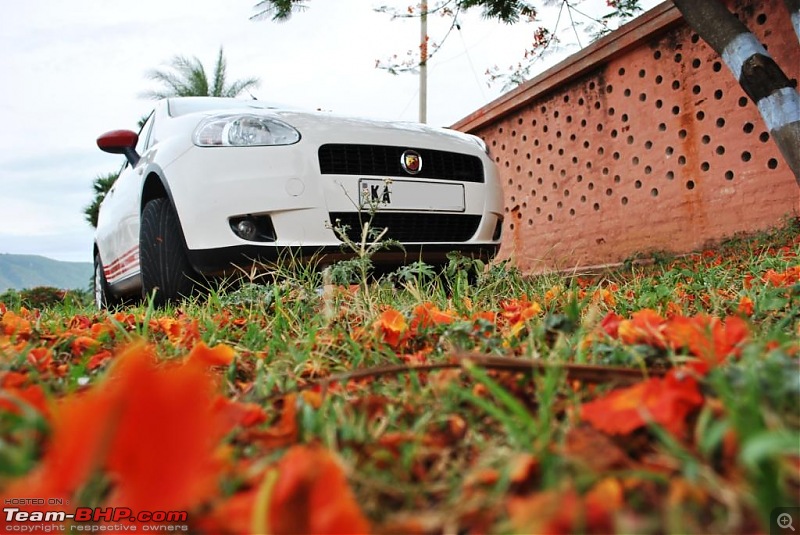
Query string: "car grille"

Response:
xmin=318 ymin=144 xmax=484 ymax=183
xmin=329 ymin=212 xmax=482 ymax=243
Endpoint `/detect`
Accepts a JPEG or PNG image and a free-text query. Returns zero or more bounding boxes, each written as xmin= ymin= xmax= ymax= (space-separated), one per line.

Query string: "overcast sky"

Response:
xmin=0 ymin=0 xmax=659 ymax=264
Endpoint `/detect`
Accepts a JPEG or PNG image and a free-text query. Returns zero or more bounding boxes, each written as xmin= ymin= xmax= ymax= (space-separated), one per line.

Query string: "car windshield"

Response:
xmin=168 ymin=97 xmax=287 ymax=117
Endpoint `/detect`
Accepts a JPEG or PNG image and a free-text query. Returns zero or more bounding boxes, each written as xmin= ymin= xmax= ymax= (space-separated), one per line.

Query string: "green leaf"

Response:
xmin=740 ymin=430 xmax=800 ymax=471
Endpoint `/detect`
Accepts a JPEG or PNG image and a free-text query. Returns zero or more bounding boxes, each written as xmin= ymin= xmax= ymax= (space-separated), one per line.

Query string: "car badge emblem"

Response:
xmin=400 ymin=150 xmax=422 ymax=175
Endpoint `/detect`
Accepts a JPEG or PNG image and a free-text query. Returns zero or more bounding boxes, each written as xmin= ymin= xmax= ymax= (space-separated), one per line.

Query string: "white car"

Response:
xmin=94 ymin=97 xmax=504 ymax=307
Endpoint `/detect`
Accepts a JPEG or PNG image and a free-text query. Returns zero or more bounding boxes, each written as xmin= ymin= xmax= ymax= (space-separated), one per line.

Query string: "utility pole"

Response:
xmin=419 ymin=1 xmax=428 ymax=123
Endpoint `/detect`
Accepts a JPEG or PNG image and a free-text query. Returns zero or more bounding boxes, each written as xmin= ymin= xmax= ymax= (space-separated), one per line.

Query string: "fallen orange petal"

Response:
xmin=374 ymin=308 xmax=407 ymax=348
xmin=581 ymin=370 xmax=704 ymax=437
xmin=105 ymin=345 xmax=229 ymax=511
xmin=1 ymin=310 xmax=32 ymax=338
xmin=186 ymin=341 xmax=236 ymax=367
xmin=71 ymin=335 xmax=100 ymax=357
xmin=269 ymin=445 xmax=371 ymax=535
xmin=3 ymin=341 xmax=230 ymax=516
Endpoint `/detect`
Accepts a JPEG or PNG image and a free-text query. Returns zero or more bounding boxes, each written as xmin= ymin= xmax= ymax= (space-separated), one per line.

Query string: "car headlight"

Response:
xmin=193 ymin=114 xmax=301 ymax=147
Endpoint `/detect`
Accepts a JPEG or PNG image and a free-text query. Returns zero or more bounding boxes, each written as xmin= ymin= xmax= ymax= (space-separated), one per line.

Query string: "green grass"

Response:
xmin=1 ymin=219 xmax=798 ymax=533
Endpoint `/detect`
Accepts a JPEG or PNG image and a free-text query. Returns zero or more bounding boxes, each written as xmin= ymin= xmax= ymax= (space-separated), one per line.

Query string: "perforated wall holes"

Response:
xmin=483 ymin=1 xmax=794 ymax=263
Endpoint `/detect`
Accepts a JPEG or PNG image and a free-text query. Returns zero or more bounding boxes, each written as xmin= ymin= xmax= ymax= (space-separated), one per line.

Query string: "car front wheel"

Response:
xmin=140 ymin=198 xmax=197 ymax=306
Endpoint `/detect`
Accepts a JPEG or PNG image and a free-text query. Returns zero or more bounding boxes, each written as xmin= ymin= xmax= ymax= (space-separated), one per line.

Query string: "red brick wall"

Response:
xmin=454 ymin=0 xmax=799 ymax=272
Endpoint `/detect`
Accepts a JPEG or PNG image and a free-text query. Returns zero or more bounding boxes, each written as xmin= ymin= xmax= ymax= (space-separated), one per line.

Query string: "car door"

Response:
xmin=96 ymin=113 xmax=155 ymax=286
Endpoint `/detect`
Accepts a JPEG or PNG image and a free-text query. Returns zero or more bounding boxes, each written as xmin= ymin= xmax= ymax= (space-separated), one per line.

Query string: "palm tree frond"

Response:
xmin=223 ymin=78 xmax=261 ymax=98
xmin=84 ymin=171 xmax=120 ymax=228
xmin=211 ymin=47 xmax=227 ymax=97
xmin=141 ymin=47 xmax=260 ymax=99
xmin=251 ymin=0 xmax=308 ymax=22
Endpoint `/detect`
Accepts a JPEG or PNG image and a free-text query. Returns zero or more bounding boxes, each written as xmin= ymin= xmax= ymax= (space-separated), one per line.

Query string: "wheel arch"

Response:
xmin=93 ymin=241 xmax=106 ymax=270
xmin=140 ymin=167 xmax=177 ymax=215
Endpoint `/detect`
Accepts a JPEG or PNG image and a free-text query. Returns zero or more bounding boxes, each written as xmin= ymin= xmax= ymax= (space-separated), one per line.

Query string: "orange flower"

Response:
xmin=198 ymin=488 xmax=256 ymax=534
xmin=665 ymin=315 xmax=748 ymax=374
xmin=104 ymin=347 xmax=229 ymax=512
xmin=214 ymin=396 xmax=268 ymax=429
xmin=68 ymin=315 xmax=94 ymax=331
xmin=26 ymin=347 xmax=52 ymax=372
xmin=762 ymin=266 xmax=800 ymax=287
xmin=408 ymin=302 xmax=456 ymax=333
xmin=87 ymin=350 xmax=113 ymax=370
xmin=374 ymin=308 xmax=407 ymax=348
xmin=589 ymin=288 xmax=616 ymax=307
xmin=148 ymin=316 xmax=202 ymax=348
xmin=500 ymin=296 xmax=542 ymax=325
xmin=471 ymin=310 xmax=496 ymax=324
xmin=599 ymin=311 xmax=623 ymax=338
xmin=268 ymin=445 xmax=370 ymax=535
xmin=544 ymin=285 xmax=563 ymax=305
xmin=186 ymin=342 xmax=236 ymax=367
xmin=3 ymin=342 xmax=230 ymax=514
xmin=399 ymin=349 xmax=430 ymax=365
xmin=581 ymin=370 xmax=704 ymax=437
xmin=499 ymin=297 xmax=542 ymax=340
xmin=665 ymin=301 xmax=683 ymax=318
xmin=1 ymin=310 xmax=32 ymax=338
xmin=242 ymin=394 xmax=298 ymax=449
xmin=201 ymin=445 xmax=370 ymax=535
xmin=617 ymin=309 xmax=667 ymax=348
xmin=3 ymin=371 xmax=123 ymax=499
xmin=112 ymin=311 xmax=138 ymax=327
xmin=70 ymin=336 xmax=100 ymax=357
xmin=0 ymin=383 xmax=49 ymax=418
xmin=90 ymin=321 xmax=113 ymax=338
xmin=179 ymin=318 xmax=201 ymax=348
xmin=150 ymin=317 xmax=182 ymax=341
xmin=1 ymin=371 xmax=28 ymax=388
xmin=737 ymin=296 xmax=754 ymax=316
xmin=507 ymin=485 xmax=617 ymax=535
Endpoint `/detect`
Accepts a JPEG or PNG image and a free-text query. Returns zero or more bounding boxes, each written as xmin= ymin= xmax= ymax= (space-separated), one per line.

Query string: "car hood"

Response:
xmin=211 ymin=108 xmax=486 ymax=154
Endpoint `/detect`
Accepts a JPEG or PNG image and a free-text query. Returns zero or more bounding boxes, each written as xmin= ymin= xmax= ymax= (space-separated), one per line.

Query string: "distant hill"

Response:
xmin=0 ymin=254 xmax=93 ymax=292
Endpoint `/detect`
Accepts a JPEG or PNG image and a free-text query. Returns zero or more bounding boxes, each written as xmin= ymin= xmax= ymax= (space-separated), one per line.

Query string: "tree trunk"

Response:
xmin=785 ymin=0 xmax=800 ymax=43
xmin=672 ymin=0 xmax=800 ymax=186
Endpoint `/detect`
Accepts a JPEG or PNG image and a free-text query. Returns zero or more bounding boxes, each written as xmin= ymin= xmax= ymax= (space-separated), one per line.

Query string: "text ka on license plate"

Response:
xmin=358 ymin=179 xmax=465 ymax=212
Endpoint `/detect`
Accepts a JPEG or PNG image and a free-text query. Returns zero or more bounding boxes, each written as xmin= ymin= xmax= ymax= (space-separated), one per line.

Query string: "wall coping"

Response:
xmin=451 ymin=1 xmax=682 ymax=132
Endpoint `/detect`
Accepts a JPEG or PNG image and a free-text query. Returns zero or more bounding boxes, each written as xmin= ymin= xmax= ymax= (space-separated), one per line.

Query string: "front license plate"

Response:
xmin=358 ymin=179 xmax=465 ymax=212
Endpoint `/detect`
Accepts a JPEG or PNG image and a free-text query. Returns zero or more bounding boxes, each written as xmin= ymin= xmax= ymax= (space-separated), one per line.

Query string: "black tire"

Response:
xmin=94 ymin=252 xmax=118 ymax=310
xmin=140 ymin=198 xmax=197 ymax=306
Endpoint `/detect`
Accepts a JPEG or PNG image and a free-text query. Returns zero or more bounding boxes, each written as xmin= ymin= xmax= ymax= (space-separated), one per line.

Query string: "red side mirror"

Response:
xmin=97 ymin=130 xmax=138 ymax=154
xmin=97 ymin=130 xmax=140 ymax=166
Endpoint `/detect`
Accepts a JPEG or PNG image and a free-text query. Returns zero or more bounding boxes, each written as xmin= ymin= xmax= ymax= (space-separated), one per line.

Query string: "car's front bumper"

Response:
xmin=161 ymin=126 xmax=504 ymax=274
